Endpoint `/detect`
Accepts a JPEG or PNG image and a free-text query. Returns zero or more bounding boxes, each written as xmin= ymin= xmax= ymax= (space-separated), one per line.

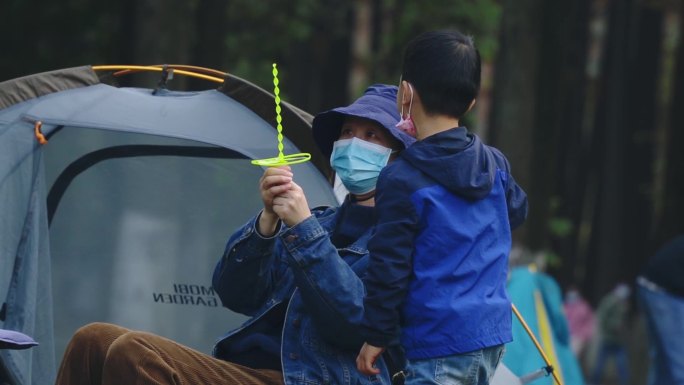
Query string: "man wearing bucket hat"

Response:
xmin=54 ymin=84 xmax=413 ymax=385
xmin=312 ymin=84 xmax=417 ymax=205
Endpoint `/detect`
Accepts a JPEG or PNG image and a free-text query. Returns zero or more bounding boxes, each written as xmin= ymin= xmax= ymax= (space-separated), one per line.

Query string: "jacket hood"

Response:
xmin=401 ymin=127 xmax=498 ymax=199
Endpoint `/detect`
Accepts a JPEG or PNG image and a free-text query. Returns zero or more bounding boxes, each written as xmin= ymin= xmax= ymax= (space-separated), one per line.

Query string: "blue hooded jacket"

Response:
xmin=362 ymin=127 xmax=528 ymax=360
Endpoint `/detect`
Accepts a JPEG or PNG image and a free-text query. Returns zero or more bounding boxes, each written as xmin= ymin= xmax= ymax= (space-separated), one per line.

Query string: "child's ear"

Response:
xmin=398 ymin=81 xmax=408 ymax=104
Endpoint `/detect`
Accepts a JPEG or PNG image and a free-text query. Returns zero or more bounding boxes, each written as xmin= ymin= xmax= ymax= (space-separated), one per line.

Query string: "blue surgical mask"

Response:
xmin=330 ymin=137 xmax=392 ymax=195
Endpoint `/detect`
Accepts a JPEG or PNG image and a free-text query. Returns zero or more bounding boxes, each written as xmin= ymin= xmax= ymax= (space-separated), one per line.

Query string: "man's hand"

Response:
xmin=258 ymin=166 xmax=292 ymax=236
xmin=272 ymin=181 xmax=311 ymax=227
xmin=356 ymin=342 xmax=385 ymax=375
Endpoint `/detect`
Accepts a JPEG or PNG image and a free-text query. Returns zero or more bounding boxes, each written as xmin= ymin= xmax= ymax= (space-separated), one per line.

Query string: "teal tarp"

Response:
xmin=505 ymin=266 xmax=585 ymax=385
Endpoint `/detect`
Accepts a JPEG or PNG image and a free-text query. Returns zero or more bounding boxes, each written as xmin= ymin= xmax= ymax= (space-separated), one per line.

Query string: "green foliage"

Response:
xmin=221 ymin=0 xmax=352 ymax=91
xmin=2 ymin=0 xmax=504 ymax=102
xmin=547 ymin=196 xmax=573 ymax=238
xmin=217 ymin=0 xmax=503 ymax=95
xmin=541 ymin=249 xmax=563 ymax=269
xmin=548 ymin=217 xmax=573 ymax=238
xmin=390 ymin=0 xmax=502 ymax=61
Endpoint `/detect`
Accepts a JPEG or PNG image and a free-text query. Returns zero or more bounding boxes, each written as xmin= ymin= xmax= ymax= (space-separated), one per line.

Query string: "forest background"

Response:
xmin=2 ymin=0 xmax=682 ymax=350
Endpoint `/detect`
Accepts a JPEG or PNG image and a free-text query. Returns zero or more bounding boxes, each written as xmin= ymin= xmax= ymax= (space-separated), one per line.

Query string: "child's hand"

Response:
xmin=356 ymin=342 xmax=385 ymax=375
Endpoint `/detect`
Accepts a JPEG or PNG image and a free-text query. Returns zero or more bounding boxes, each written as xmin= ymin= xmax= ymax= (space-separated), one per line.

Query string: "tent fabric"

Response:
xmin=0 ymin=66 xmax=338 ymax=385
xmin=0 ymin=106 xmax=55 ymax=384
xmin=0 ymin=65 xmax=330 ymax=177
xmin=505 ymin=266 xmax=585 ymax=385
xmin=220 ymin=74 xmax=330 ymax=176
xmin=0 ymin=66 xmax=99 ymax=110
xmin=22 ymin=84 xmax=305 ymax=160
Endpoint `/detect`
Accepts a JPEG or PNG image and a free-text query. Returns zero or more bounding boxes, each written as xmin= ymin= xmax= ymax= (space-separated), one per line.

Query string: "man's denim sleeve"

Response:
xmin=280 ymin=215 xmax=368 ymax=349
xmin=212 ymin=211 xmax=284 ymax=316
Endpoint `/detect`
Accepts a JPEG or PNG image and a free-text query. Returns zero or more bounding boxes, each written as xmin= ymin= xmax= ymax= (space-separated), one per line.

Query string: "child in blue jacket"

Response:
xmin=356 ymin=30 xmax=528 ymax=385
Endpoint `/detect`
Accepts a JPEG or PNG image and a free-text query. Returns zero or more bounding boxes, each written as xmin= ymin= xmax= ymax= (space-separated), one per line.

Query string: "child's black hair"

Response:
xmin=401 ymin=30 xmax=481 ymax=119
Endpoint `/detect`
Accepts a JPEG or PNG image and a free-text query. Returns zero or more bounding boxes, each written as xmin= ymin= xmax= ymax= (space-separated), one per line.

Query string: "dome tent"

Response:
xmin=0 ymin=65 xmax=337 ymax=385
xmin=0 ymin=65 xmax=559 ymax=385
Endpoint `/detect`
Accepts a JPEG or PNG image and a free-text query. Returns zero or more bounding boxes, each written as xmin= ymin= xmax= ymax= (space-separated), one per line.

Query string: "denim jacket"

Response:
xmin=211 ymin=203 xmax=393 ymax=385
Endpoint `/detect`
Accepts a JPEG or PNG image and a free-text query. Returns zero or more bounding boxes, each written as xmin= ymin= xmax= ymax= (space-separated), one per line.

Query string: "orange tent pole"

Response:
xmin=91 ymin=65 xmax=224 ymax=83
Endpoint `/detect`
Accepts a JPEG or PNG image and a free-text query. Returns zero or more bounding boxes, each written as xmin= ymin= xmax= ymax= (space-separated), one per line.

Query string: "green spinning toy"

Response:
xmin=251 ymin=63 xmax=311 ymax=167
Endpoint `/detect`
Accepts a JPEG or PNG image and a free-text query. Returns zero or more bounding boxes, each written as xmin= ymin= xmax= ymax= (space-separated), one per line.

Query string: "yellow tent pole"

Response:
xmin=534 ymin=291 xmax=564 ymax=385
xmin=91 ymin=65 xmax=224 ymax=83
xmin=512 ymin=303 xmax=564 ymax=385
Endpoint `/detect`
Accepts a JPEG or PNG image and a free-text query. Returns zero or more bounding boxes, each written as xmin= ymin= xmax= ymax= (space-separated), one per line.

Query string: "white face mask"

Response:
xmin=330 ymin=137 xmax=391 ymax=195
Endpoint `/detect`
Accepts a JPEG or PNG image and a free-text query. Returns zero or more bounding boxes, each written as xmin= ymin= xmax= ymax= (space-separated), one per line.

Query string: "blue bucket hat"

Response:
xmin=312 ymin=84 xmax=416 ymax=158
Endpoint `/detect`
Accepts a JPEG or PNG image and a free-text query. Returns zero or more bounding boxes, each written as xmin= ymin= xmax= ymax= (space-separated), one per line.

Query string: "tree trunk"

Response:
xmin=287 ymin=1 xmax=352 ymax=113
xmin=622 ymin=4 xmax=663 ymax=280
xmin=656 ymin=4 xmax=684 ymax=245
xmin=489 ymin=0 xmax=592 ymax=271
xmin=585 ymin=0 xmax=664 ymax=299
xmin=489 ymin=0 xmax=544 ymax=246
xmin=289 ymin=32 xmax=351 ymax=114
xmin=131 ymin=0 xmax=196 ymax=89
xmin=187 ymin=0 xmax=228 ymax=89
xmin=349 ymin=0 xmax=372 ymax=97
xmin=535 ymin=0 xmax=591 ymax=288
xmin=586 ymin=0 xmax=632 ymax=299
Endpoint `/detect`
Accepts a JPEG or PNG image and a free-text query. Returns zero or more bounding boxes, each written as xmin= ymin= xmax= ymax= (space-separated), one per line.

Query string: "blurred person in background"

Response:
xmin=590 ymin=283 xmax=631 ymax=385
xmin=637 ymin=235 xmax=684 ymax=385
xmin=563 ymin=285 xmax=595 ymax=361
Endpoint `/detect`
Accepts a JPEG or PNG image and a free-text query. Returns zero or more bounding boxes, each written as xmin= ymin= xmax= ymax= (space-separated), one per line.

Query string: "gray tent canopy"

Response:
xmin=0 ymin=65 xmax=338 ymax=385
